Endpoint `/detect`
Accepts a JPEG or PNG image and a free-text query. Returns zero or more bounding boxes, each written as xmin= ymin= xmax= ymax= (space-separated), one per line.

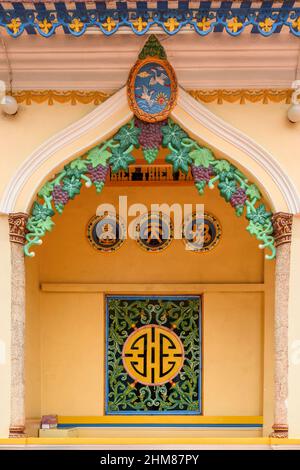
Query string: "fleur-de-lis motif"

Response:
xmin=197 ymin=17 xmax=211 ymax=31
xmin=102 ymin=17 xmax=116 ymax=32
xmin=132 ymin=17 xmax=147 ymax=32
xmin=164 ymin=17 xmax=179 ymax=32
xmin=292 ymin=17 xmax=300 ymax=31
xmin=7 ymin=18 xmax=21 ymax=34
xmin=39 ymin=18 xmax=53 ymax=34
xmin=227 ymin=17 xmax=243 ymax=33
xmin=259 ymin=17 xmax=274 ymax=32
xmin=69 ymin=18 xmax=84 ymax=33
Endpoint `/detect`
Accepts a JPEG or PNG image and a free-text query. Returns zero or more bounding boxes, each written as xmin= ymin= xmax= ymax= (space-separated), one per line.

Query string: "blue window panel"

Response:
xmin=95 ymin=1 xmax=107 ymax=22
xmin=12 ymin=2 xmax=36 ymax=34
xmin=54 ymin=2 xmax=71 ymax=34
xmin=197 ymin=1 xmax=212 ymax=24
xmin=74 ymin=2 xmax=89 ymax=21
xmin=274 ymin=0 xmax=295 ymax=33
xmin=34 ymin=2 xmax=55 ymax=35
xmin=178 ymin=1 xmax=189 ymax=12
xmin=251 ymin=0 xmax=273 ymax=33
xmin=214 ymin=1 xmax=232 ymax=32
xmin=136 ymin=2 xmax=148 ymax=15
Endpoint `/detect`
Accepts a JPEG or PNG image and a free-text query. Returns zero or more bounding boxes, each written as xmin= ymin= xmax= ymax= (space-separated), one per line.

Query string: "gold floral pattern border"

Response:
xmin=189 ymin=89 xmax=293 ymax=104
xmin=12 ymin=89 xmax=293 ymax=106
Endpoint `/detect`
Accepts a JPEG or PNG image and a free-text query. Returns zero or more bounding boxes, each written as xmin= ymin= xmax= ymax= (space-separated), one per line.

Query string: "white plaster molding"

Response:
xmin=0 ymin=87 xmax=132 ymax=214
xmin=1 ymin=33 xmax=299 ymax=90
xmin=174 ymin=88 xmax=300 ymax=215
xmin=1 ymin=85 xmax=299 ymax=215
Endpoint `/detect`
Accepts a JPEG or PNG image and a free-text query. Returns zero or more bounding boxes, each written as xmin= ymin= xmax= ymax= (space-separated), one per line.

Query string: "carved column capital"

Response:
xmin=272 ymin=212 xmax=293 ymax=248
xmin=8 ymin=213 xmax=28 ymax=245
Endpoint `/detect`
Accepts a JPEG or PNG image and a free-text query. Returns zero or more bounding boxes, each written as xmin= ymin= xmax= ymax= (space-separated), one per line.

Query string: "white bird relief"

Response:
xmin=140 ymin=85 xmax=155 ymax=107
xmin=149 ymin=69 xmax=168 ymax=86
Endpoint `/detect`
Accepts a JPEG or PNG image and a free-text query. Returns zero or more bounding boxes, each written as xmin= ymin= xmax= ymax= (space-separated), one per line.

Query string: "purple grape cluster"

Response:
xmin=230 ymin=187 xmax=247 ymax=207
xmin=191 ymin=165 xmax=214 ymax=182
xmin=135 ymin=118 xmax=165 ymax=150
xmin=87 ymin=163 xmax=108 ymax=182
xmin=52 ymin=185 xmax=69 ymax=206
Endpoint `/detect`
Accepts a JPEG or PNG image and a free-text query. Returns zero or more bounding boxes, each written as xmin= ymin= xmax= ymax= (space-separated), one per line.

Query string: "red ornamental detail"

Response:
xmin=271 ymin=212 xmax=293 ymax=247
xmin=8 ymin=213 xmax=28 ymax=245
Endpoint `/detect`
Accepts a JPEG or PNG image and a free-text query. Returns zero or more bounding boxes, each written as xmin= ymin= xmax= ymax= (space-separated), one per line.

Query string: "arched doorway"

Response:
xmin=4 ymin=88 xmax=296 ymax=440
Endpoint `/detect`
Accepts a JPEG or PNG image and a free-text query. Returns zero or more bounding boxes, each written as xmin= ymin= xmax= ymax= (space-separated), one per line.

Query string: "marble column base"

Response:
xmin=270 ymin=424 xmax=288 ymax=438
xmin=9 ymin=425 xmax=26 ymax=438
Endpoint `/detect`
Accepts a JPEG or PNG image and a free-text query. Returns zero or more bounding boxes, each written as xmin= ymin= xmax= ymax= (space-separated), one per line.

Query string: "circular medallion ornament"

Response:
xmin=122 ymin=324 xmax=184 ymax=386
xmin=87 ymin=213 xmax=125 ymax=252
xmin=136 ymin=212 xmax=173 ymax=252
xmin=127 ymin=57 xmax=177 ymax=122
xmin=183 ymin=212 xmax=221 ymax=252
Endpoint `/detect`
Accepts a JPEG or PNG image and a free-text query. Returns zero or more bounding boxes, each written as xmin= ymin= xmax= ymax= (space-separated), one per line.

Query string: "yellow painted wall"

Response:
xmin=203 ymin=292 xmax=263 ymax=416
xmin=0 ymin=104 xmax=95 ymax=190
xmin=36 ymin=186 xmax=264 ymax=284
xmin=24 ymin=184 xmax=268 ymax=423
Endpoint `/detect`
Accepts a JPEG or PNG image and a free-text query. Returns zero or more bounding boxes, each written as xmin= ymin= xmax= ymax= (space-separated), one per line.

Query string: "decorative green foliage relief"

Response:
xmin=106 ymin=296 xmax=201 ymax=414
xmin=24 ymin=118 xmax=276 ymax=259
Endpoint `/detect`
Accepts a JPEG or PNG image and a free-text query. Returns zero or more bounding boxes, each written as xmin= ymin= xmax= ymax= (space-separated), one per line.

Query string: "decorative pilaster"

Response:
xmin=8 ymin=213 xmax=28 ymax=438
xmin=271 ymin=212 xmax=293 ymax=438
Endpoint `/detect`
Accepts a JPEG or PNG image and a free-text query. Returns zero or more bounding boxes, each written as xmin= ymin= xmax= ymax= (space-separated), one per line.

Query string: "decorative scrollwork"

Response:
xmin=24 ymin=117 xmax=276 ymax=259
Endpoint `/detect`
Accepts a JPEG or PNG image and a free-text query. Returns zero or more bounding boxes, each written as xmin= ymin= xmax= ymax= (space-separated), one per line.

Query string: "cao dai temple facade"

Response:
xmin=0 ymin=0 xmax=300 ymax=450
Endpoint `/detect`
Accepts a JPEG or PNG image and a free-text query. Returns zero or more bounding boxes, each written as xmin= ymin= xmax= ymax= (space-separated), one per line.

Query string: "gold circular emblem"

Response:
xmin=87 ymin=213 xmax=125 ymax=252
xmin=183 ymin=212 xmax=221 ymax=252
xmin=122 ymin=324 xmax=184 ymax=386
xmin=136 ymin=212 xmax=173 ymax=252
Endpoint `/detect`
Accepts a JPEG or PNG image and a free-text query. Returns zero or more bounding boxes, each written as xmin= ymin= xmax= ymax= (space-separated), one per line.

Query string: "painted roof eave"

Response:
xmin=1 ymin=1 xmax=300 ymax=38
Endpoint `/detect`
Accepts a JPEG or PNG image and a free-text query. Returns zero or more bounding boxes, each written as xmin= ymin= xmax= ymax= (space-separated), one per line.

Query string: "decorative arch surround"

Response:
xmin=24 ymin=117 xmax=276 ymax=259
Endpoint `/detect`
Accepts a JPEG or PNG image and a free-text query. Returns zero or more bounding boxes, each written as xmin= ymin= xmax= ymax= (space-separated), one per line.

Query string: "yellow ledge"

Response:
xmin=1 ymin=437 xmax=300 ymax=446
xmin=57 ymin=415 xmax=263 ymax=425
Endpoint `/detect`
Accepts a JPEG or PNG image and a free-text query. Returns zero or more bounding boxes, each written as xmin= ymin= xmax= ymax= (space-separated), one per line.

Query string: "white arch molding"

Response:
xmin=0 ymin=86 xmax=299 ymax=215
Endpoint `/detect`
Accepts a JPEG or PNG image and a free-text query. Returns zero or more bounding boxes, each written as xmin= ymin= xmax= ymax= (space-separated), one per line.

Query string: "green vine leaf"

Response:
xmin=64 ymin=164 xmax=83 ymax=179
xmin=166 ymin=148 xmax=192 ymax=173
xmin=189 ymin=148 xmax=214 ymax=168
xmin=138 ymin=35 xmax=167 ymax=60
xmin=161 ymin=121 xmax=188 ymax=148
xmin=114 ymin=123 xmax=141 ymax=148
xmin=195 ymin=180 xmax=206 ymax=195
xmin=38 ymin=216 xmax=55 ymax=232
xmin=235 ymin=205 xmax=245 ymax=217
xmin=213 ymin=160 xmax=231 ymax=173
xmin=109 ymin=147 xmax=136 ymax=173
xmin=218 ymin=168 xmax=236 ymax=181
xmin=246 ymin=204 xmax=271 ymax=225
xmin=246 ymin=184 xmax=261 ymax=201
xmin=87 ymin=147 xmax=112 ymax=168
xmin=62 ymin=176 xmax=82 ymax=198
xmin=31 ymin=202 xmax=54 ymax=221
xmin=218 ymin=179 xmax=237 ymax=201
xmin=38 ymin=182 xmax=54 ymax=199
xmin=70 ymin=158 xmax=88 ymax=171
